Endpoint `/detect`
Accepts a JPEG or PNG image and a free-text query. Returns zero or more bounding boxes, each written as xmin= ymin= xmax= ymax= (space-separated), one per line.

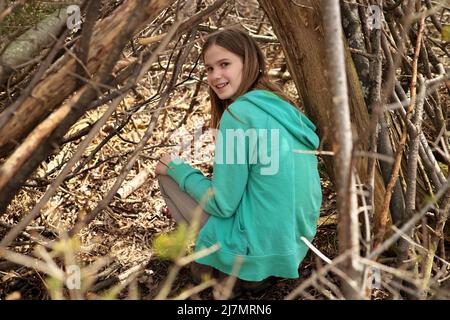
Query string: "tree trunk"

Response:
xmin=259 ymin=0 xmax=388 ymax=228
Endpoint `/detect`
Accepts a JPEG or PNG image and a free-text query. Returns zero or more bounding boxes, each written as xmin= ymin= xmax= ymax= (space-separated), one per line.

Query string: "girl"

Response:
xmin=156 ymin=28 xmax=322 ymax=292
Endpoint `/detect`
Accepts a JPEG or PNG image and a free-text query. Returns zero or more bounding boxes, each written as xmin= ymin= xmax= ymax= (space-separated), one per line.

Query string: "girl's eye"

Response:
xmin=220 ymin=62 xmax=229 ymax=68
xmin=206 ymin=66 xmax=213 ymax=73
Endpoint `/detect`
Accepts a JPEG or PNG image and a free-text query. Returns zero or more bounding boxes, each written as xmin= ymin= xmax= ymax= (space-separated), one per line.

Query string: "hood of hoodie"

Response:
xmin=235 ymin=89 xmax=319 ymax=150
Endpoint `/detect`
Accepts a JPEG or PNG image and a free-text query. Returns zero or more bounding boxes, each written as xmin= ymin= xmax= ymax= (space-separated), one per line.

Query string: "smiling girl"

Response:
xmin=156 ymin=28 xmax=322 ymax=294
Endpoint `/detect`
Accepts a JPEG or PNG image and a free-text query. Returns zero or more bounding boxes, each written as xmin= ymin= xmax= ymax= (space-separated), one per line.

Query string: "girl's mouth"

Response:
xmin=215 ymin=82 xmax=228 ymax=89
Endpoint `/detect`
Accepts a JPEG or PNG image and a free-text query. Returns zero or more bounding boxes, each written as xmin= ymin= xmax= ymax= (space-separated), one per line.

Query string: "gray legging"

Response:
xmin=158 ymin=175 xmax=219 ymax=279
xmin=157 ymin=175 xmax=209 ymax=227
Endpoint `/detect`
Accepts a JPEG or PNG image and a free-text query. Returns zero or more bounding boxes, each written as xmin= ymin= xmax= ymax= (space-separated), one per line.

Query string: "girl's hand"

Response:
xmin=155 ymin=153 xmax=173 ymax=176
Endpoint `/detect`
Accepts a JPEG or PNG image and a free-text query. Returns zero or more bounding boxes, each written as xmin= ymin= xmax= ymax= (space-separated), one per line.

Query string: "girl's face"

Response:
xmin=204 ymin=44 xmax=243 ymax=100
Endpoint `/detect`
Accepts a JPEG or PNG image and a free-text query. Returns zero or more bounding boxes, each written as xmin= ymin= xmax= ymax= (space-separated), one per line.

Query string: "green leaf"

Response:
xmin=442 ymin=25 xmax=450 ymax=42
xmin=438 ymin=161 xmax=448 ymax=177
xmin=153 ymin=223 xmax=192 ymax=260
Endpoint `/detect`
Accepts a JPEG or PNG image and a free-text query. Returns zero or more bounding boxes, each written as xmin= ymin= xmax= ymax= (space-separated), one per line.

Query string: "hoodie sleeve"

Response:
xmin=166 ymin=107 xmax=252 ymax=219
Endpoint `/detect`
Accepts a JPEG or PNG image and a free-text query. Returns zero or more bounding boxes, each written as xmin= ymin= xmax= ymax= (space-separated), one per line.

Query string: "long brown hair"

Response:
xmin=201 ymin=27 xmax=296 ymax=129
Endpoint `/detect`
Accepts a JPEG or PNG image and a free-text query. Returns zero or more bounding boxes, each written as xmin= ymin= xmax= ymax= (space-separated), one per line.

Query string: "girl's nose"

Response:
xmin=211 ymin=69 xmax=221 ymax=79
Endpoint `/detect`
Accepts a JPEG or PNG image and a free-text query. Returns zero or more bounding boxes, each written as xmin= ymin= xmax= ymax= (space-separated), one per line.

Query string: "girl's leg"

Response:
xmin=158 ymin=176 xmax=214 ymax=283
xmin=157 ymin=175 xmax=209 ymax=227
xmin=158 ymin=176 xmax=214 ymax=281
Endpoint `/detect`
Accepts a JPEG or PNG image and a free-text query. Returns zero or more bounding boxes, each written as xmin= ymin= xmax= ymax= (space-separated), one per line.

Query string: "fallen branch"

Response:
xmin=117 ymin=165 xmax=154 ymax=199
xmin=0 ymin=2 xmax=81 ymax=86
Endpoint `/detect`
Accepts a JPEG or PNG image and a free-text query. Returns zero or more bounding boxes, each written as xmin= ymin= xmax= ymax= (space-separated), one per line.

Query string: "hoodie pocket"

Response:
xmin=234 ymin=214 xmax=249 ymax=255
xmin=236 ymin=212 xmax=246 ymax=233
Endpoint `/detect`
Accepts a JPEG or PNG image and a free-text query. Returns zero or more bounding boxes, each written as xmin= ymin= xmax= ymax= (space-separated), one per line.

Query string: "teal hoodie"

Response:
xmin=167 ymin=89 xmax=322 ymax=281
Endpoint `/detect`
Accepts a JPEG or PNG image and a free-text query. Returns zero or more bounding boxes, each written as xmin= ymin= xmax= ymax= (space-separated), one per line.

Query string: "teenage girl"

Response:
xmin=156 ymin=27 xmax=321 ymax=290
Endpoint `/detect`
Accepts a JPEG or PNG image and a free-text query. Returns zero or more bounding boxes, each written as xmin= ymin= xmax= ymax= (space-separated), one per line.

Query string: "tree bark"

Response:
xmin=259 ymin=0 xmax=388 ymax=229
xmin=340 ymin=0 xmax=370 ymax=100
